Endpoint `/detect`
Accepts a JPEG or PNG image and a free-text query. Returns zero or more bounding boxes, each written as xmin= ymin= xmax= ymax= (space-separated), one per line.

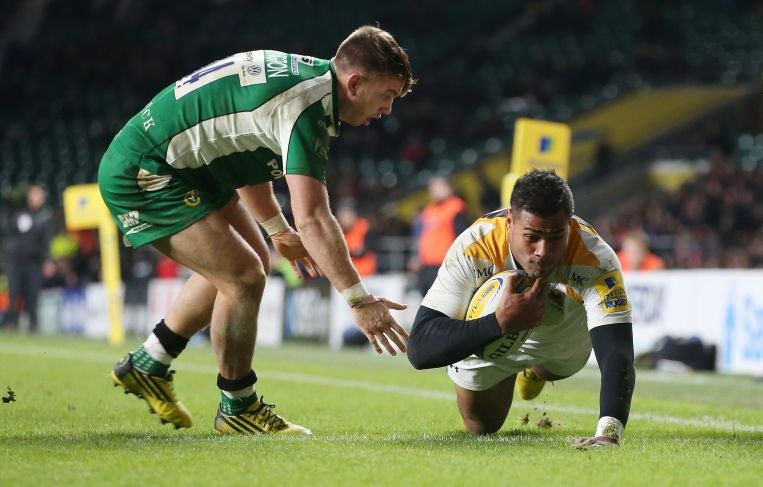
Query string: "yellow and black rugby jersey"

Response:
xmin=420 ymin=209 xmax=632 ymax=330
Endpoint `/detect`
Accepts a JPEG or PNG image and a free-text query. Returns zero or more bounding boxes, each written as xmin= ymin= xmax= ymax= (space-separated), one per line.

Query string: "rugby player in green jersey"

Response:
xmin=99 ymin=26 xmax=415 ymax=434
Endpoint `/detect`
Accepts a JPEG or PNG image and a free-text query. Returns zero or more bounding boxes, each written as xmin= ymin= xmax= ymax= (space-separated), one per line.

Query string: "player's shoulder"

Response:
xmin=563 ymin=215 xmax=621 ymax=277
xmin=465 ymin=208 xmax=508 ymax=242
xmin=451 ymin=208 xmax=510 ymax=268
xmin=262 ymin=50 xmax=331 ymax=78
xmin=568 ymin=216 xmax=616 ymax=260
xmin=560 ymin=217 xmax=632 ymax=317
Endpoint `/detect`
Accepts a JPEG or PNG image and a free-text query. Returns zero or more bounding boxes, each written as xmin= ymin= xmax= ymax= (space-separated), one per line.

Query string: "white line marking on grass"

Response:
xmin=2 ymin=342 xmax=762 ymax=433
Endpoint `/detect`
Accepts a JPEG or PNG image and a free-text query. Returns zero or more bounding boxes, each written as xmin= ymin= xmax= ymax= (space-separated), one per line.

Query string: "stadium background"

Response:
xmin=0 ymin=0 xmax=762 ymax=374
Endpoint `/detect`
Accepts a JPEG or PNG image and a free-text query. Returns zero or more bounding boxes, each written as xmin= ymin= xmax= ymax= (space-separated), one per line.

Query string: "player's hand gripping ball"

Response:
xmin=464 ymin=270 xmax=535 ymax=360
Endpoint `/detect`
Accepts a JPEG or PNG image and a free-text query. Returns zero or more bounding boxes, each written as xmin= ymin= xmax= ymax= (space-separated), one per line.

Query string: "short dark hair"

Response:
xmin=509 ymin=169 xmax=574 ymax=217
xmin=334 ymin=25 xmax=416 ymax=96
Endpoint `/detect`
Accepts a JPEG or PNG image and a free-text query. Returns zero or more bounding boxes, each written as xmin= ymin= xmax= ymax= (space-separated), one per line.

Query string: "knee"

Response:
xmin=241 ymin=267 xmax=267 ymax=291
xmin=227 ymin=266 xmax=267 ymax=298
xmin=461 ymin=415 xmax=504 ymax=435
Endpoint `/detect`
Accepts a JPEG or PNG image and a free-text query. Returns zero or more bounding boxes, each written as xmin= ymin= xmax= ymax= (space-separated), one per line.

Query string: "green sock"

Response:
xmin=219 ymin=391 xmax=259 ymax=415
xmin=131 ymin=346 xmax=169 ymax=376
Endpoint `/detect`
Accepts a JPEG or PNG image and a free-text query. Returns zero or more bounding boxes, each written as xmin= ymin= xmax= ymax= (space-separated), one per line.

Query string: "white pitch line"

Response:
xmin=1 ymin=342 xmax=762 ymax=433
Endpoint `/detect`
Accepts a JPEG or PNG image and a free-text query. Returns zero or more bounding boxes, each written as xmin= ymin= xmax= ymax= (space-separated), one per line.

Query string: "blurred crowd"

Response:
xmin=3 ymin=1 xmax=763 ymax=209
xmin=2 ymin=1 xmax=763 ymax=330
xmin=596 ymin=152 xmax=763 ymax=268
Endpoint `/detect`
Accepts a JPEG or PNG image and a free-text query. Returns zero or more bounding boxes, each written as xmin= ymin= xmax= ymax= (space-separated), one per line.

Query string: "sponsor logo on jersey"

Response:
xmin=266 ymin=159 xmax=284 ymax=179
xmin=569 ymin=271 xmax=588 ymax=286
xmin=237 ymin=51 xmax=266 ymax=87
xmin=265 ymin=52 xmax=289 ymax=78
xmin=290 ymin=56 xmax=300 ymax=75
xmin=141 ymin=102 xmax=155 ymax=131
xmin=290 ymin=54 xmax=315 ymax=75
xmin=593 ymin=270 xmax=631 ymax=313
xmin=476 ymin=266 xmax=495 ymax=278
xmin=183 ymin=190 xmax=201 ymax=207
xmin=297 ymin=55 xmax=315 ymax=66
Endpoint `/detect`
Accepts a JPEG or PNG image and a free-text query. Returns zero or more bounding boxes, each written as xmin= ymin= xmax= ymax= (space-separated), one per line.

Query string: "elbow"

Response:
xmin=292 ymin=199 xmax=332 ymax=232
xmin=294 ymin=213 xmax=321 ymax=235
xmin=406 ymin=331 xmax=436 ymax=370
xmin=406 ymin=340 xmax=428 ymax=370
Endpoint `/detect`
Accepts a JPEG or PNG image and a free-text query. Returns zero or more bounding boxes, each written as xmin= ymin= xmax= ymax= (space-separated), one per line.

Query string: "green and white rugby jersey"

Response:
xmin=114 ymin=50 xmax=338 ymax=189
xmin=98 ymin=50 xmax=339 ymax=247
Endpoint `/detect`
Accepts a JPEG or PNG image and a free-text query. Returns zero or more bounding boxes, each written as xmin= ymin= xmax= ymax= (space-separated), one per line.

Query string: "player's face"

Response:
xmin=507 ymin=208 xmax=570 ymax=279
xmin=341 ymin=74 xmax=403 ymax=126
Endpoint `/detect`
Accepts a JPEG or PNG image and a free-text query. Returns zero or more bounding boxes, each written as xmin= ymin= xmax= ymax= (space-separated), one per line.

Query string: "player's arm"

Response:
xmin=237 ymin=183 xmax=320 ymax=278
xmin=286 ymin=173 xmax=409 ymax=355
xmin=285 ymin=175 xmax=355 ymax=288
xmin=407 ymin=306 xmax=501 ymax=369
xmin=236 ymin=182 xmax=281 ymax=223
xmin=575 ymin=322 xmax=635 ymax=448
xmin=409 ymin=273 xmax=545 ymax=369
xmin=278 ymin=103 xmax=407 ymax=355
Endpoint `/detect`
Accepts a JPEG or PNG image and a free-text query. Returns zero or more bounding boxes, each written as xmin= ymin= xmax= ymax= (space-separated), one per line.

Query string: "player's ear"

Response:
xmin=347 ymin=73 xmax=363 ymax=97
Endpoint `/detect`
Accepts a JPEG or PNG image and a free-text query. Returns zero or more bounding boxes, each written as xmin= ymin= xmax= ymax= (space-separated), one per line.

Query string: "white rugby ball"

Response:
xmin=464 ymin=270 xmax=535 ymax=360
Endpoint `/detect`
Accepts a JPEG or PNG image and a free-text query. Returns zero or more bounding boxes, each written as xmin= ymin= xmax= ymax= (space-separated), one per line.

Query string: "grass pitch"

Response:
xmin=1 ymin=333 xmax=761 ymax=486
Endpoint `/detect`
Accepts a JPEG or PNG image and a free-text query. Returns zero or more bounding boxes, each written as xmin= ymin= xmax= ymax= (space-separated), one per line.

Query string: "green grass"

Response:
xmin=1 ymin=333 xmax=761 ymax=486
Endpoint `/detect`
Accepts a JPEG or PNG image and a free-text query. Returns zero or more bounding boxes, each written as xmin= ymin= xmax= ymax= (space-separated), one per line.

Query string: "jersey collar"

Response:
xmin=326 ymin=61 xmax=341 ymax=137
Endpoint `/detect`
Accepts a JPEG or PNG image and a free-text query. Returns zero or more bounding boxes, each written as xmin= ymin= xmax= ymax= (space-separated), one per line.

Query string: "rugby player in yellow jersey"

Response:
xmin=407 ymin=169 xmax=635 ymax=447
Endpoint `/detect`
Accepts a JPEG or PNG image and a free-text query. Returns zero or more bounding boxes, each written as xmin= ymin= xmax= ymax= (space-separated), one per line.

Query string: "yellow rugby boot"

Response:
xmin=214 ymin=396 xmax=311 ymax=435
xmin=111 ymin=353 xmax=193 ymax=429
xmin=516 ymin=368 xmax=546 ymax=401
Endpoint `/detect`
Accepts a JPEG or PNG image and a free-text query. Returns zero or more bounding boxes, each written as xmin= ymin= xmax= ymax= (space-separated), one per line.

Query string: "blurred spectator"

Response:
xmin=1 ymin=185 xmax=54 ymax=331
xmin=2 ymin=1 xmax=763 ymax=277
xmin=336 ymin=200 xmax=380 ymax=347
xmin=598 ymin=153 xmax=763 ymax=269
xmin=42 ymin=215 xmax=82 ymax=289
xmin=617 ymin=229 xmax=665 ymax=271
xmin=408 ymin=176 xmax=470 ymax=294
xmin=337 ymin=201 xmax=377 ymax=277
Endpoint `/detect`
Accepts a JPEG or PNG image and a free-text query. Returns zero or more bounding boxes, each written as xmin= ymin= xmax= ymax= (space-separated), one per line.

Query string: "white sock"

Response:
xmin=221 ymin=386 xmax=256 ymax=399
xmin=143 ymin=334 xmax=173 ymax=365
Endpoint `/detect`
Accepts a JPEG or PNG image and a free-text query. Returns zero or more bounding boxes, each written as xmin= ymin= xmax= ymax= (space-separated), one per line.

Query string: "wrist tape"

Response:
xmin=260 ymin=213 xmax=290 ymax=236
xmin=341 ymin=281 xmax=371 ymax=308
xmin=595 ymin=416 xmax=624 ymax=440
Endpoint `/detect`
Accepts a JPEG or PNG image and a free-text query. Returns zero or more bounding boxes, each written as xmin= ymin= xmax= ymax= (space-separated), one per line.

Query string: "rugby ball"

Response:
xmin=464 ymin=270 xmax=535 ymax=360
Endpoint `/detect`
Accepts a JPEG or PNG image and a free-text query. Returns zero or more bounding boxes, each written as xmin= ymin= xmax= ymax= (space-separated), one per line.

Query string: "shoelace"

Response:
xmin=255 ymin=396 xmax=287 ymax=429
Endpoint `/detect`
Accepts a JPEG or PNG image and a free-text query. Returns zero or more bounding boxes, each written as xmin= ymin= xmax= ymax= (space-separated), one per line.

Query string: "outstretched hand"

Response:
xmin=573 ymin=436 xmax=620 ymax=448
xmin=351 ymin=296 xmax=409 ymax=356
xmin=270 ymin=229 xmax=323 ymax=278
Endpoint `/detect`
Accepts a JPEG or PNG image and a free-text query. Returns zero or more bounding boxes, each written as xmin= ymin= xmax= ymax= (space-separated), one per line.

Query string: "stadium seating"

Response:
xmin=1 ymin=0 xmax=762 ymax=270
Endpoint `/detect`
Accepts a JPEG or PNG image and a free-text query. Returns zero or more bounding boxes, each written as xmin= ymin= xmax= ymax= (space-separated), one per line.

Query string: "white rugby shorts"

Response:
xmin=447 ymin=310 xmax=593 ymax=391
